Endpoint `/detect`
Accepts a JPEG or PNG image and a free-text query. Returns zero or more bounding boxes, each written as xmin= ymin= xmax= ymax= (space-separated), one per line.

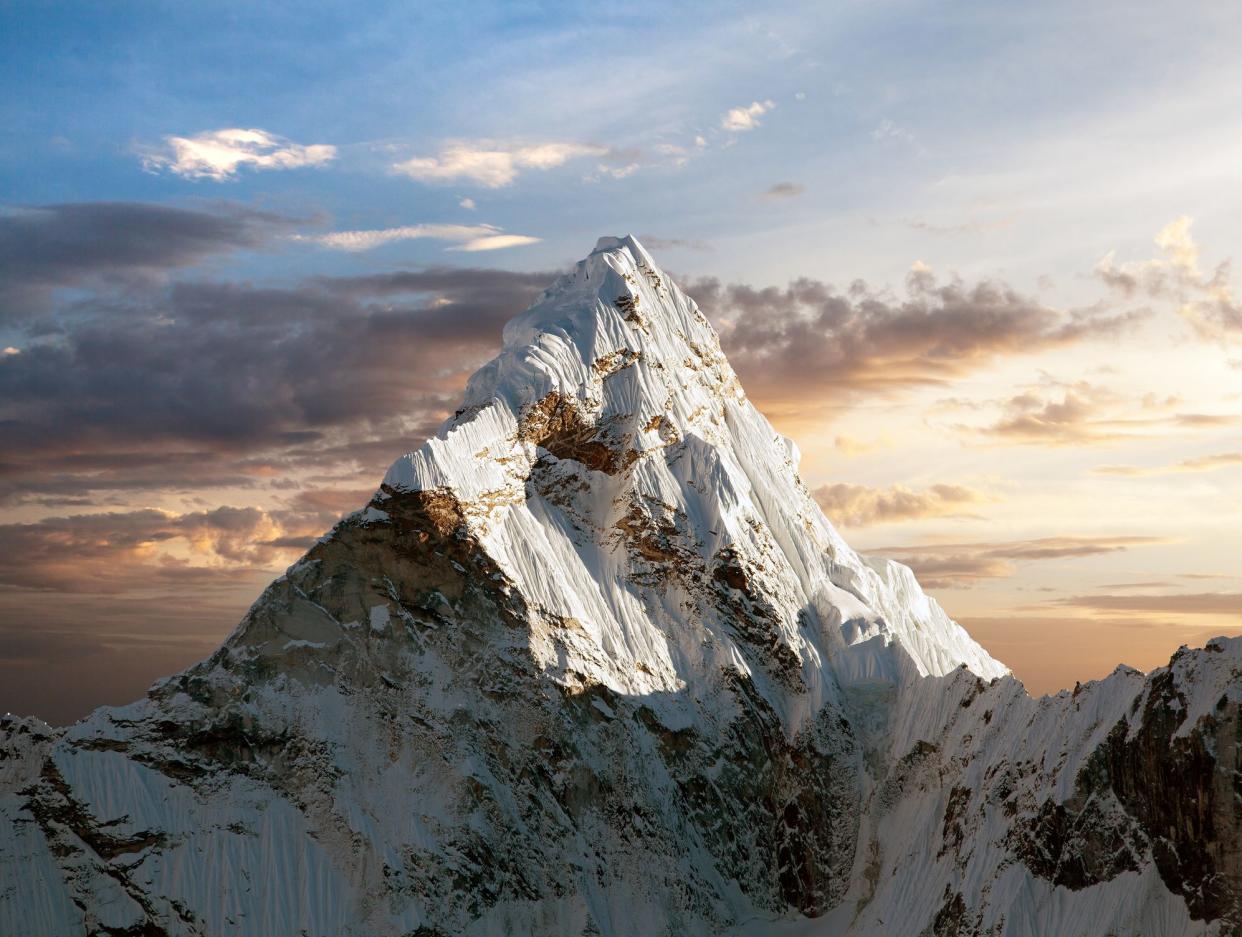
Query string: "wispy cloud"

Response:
xmin=763 ymin=182 xmax=805 ymax=199
xmin=393 ymin=140 xmax=606 ymax=188
xmin=1094 ymin=452 xmax=1242 ymax=476
xmin=969 ymin=385 xmax=1114 ymax=445
xmin=956 ymin=380 xmax=1239 ymax=446
xmin=813 ymin=482 xmax=989 ymax=527
xmin=870 ymin=118 xmax=916 ymax=144
xmin=1054 ymin=591 xmax=1242 ymax=615
xmin=452 ymin=233 xmax=541 ymax=252
xmin=139 ymin=128 xmax=336 ymax=181
xmin=293 ymin=223 xmax=539 ymax=253
xmin=721 ymin=100 xmax=775 ymax=132
xmin=903 ymin=215 xmax=1016 ymax=235
xmin=833 ymin=435 xmax=891 ymax=456
xmin=872 ymin=535 xmax=1167 ymax=589
xmin=636 ymin=234 xmax=712 ymax=253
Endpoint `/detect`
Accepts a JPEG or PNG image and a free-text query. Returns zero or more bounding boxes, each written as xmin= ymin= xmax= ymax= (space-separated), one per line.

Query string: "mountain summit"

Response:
xmin=2 ymin=238 xmax=1239 ymax=936
xmin=379 ymin=234 xmax=1005 ymax=700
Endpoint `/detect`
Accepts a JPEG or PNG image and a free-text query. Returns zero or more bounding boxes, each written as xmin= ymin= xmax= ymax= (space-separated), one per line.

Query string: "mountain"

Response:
xmin=2 ymin=236 xmax=1239 ymax=936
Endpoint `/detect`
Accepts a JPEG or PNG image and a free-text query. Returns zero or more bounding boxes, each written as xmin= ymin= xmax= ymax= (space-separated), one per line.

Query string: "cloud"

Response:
xmin=721 ymin=100 xmax=775 ymax=132
xmin=1054 ymin=592 xmax=1242 ymax=616
xmin=0 ymin=482 xmax=379 ymax=596
xmin=293 ymin=223 xmax=539 ymax=252
xmin=833 ymin=435 xmax=891 ymax=456
xmin=1095 ymin=216 xmax=1199 ymax=297
xmin=764 ymin=182 xmax=805 ymax=199
xmin=0 ymin=507 xmax=284 ymax=593
xmin=871 ymin=119 xmax=916 ymax=144
xmin=903 ymin=216 xmax=1016 ymax=236
xmin=872 ymin=535 xmax=1166 ymax=588
xmin=684 ymin=268 xmax=1147 ymax=408
xmin=452 ymin=234 xmax=542 ymax=252
xmin=653 ymin=143 xmax=691 ymax=168
xmin=0 ymin=264 xmax=554 ymax=506
xmin=0 ymin=201 xmax=294 ymax=318
xmin=459 ymin=197 xmax=477 ymax=210
xmin=958 ymin=380 xmax=1239 ymax=446
xmin=578 ymin=143 xmax=692 ymax=183
xmin=972 ymin=386 xmax=1111 ymax=444
xmin=0 ymin=485 xmax=386 ymax=724
xmin=593 ymin=161 xmax=640 ymax=180
xmin=1094 ymin=451 xmax=1242 ymax=476
xmin=393 ymin=140 xmax=606 ymax=188
xmin=140 ymin=128 xmax=336 ymax=181
xmin=635 ymin=235 xmax=712 ymax=252
xmin=882 ymin=553 xmax=1012 ymax=589
xmin=812 ymin=482 xmax=989 ymax=527
xmin=1095 ymin=215 xmax=1241 ymax=334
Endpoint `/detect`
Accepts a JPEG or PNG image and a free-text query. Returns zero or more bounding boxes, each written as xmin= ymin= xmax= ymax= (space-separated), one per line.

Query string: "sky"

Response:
xmin=2 ymin=0 xmax=1241 ymax=724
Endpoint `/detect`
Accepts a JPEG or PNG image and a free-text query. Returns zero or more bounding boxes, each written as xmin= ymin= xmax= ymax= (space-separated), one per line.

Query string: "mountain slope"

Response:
xmin=2 ymin=236 xmax=1239 ymax=936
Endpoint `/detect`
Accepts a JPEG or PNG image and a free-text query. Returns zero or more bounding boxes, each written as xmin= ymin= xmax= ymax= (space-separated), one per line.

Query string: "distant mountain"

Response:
xmin=2 ymin=236 xmax=1238 ymax=936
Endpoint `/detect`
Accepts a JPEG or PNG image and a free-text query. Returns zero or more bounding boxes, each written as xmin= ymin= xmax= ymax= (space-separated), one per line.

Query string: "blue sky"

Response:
xmin=3 ymin=0 xmax=1242 ymax=721
xmin=6 ymin=0 xmax=1239 ymax=288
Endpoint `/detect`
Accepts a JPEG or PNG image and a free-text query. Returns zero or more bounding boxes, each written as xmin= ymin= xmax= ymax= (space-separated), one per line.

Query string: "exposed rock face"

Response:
xmin=1013 ymin=647 xmax=1242 ymax=926
xmin=1 ymin=237 xmax=1239 ymax=936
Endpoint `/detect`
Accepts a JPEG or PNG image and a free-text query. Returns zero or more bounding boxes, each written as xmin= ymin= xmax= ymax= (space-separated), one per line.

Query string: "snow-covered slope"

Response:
xmin=2 ymin=237 xmax=1239 ymax=936
xmin=382 ymin=235 xmax=1006 ymax=706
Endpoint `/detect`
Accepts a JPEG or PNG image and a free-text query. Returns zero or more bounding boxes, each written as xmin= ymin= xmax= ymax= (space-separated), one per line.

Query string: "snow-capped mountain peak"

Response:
xmin=3 ymin=237 xmax=1237 ymax=937
xmin=380 ymin=235 xmax=1006 ymax=718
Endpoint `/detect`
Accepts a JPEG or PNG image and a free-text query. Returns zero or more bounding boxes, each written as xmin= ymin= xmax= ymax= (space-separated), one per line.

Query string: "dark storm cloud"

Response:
xmin=0 ymin=267 xmax=552 ymax=448
xmin=0 ymin=201 xmax=297 ymax=317
xmin=0 ymin=265 xmax=555 ymax=504
xmin=684 ymin=270 xmax=1148 ymax=403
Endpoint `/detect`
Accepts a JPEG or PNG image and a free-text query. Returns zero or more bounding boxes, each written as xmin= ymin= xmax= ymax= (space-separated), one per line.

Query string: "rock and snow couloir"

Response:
xmin=1 ymin=236 xmax=1239 ymax=936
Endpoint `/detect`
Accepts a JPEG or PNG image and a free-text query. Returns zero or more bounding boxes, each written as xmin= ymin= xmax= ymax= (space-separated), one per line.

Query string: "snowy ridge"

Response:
xmin=384 ymin=235 xmax=1006 ymax=712
xmin=1 ymin=237 xmax=1239 ymax=937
